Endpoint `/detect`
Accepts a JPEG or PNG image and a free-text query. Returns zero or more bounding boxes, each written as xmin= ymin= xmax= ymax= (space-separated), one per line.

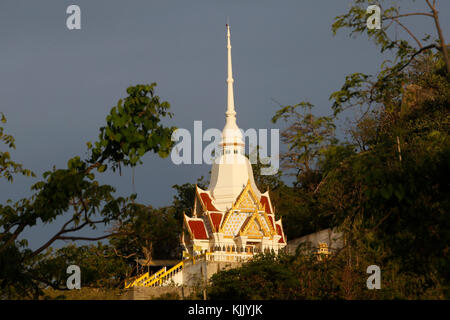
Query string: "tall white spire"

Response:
xmin=208 ymin=24 xmax=261 ymax=211
xmin=222 ymin=24 xmax=243 ymax=153
xmin=225 ymin=24 xmax=236 ymax=125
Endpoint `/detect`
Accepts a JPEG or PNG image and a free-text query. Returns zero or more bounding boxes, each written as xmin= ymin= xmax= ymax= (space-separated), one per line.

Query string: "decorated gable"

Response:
xmin=220 ymin=180 xmax=279 ymax=239
xmin=245 ymin=219 xmax=264 ymax=237
xmin=220 ymin=211 xmax=249 ymax=236
xmin=240 ymin=213 xmax=270 ymax=238
xmin=233 ymin=181 xmax=262 ymax=211
xmin=236 ymin=191 xmax=258 ymax=211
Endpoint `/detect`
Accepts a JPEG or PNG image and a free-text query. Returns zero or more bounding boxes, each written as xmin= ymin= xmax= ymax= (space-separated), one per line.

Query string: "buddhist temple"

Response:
xmin=125 ymin=25 xmax=286 ymax=289
xmin=181 ymin=24 xmax=286 ymax=260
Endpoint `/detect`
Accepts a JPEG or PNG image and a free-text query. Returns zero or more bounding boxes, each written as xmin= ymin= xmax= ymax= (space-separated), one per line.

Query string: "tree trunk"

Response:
xmin=431 ymin=5 xmax=450 ymax=74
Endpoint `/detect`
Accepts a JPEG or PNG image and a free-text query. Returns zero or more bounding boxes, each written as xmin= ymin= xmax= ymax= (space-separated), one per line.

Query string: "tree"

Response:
xmin=321 ymin=1 xmax=449 ymax=298
xmin=272 ymin=102 xmax=336 ymax=188
xmin=171 ymin=176 xmax=208 ymax=225
xmin=0 ymin=113 xmax=35 ymax=182
xmin=0 ymin=84 xmax=176 ymax=298
xmin=331 ymin=0 xmax=449 ymax=117
xmin=31 ymin=243 xmax=130 ymax=293
xmin=88 ymin=84 xmax=175 ymax=172
xmin=268 ymin=103 xmax=338 ymax=239
xmin=209 ymin=1 xmax=449 ymax=299
xmin=208 ymin=252 xmax=302 ymax=300
xmin=110 ymin=205 xmax=181 ymax=265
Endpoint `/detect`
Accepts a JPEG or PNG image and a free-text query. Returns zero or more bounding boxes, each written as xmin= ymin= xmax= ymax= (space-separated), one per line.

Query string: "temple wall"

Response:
xmin=181 ymin=259 xmax=243 ymax=287
xmin=123 ymin=286 xmax=195 ymax=300
xmin=286 ymin=228 xmax=344 ymax=254
xmin=124 ymin=260 xmax=244 ymax=299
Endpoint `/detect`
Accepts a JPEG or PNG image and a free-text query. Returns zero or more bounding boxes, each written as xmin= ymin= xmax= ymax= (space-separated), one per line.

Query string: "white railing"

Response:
xmin=204 ymin=252 xmax=253 ymax=263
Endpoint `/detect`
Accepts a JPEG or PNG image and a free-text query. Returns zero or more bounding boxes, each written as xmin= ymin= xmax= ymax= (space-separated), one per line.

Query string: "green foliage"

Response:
xmin=208 ymin=245 xmax=444 ymax=300
xmin=171 ymin=176 xmax=207 ymax=225
xmin=111 ymin=205 xmax=181 ymax=262
xmin=208 ymin=250 xmax=373 ymax=300
xmin=2 ymin=1 xmax=449 ymax=300
xmin=330 ymin=0 xmax=448 ymax=116
xmin=34 ymin=243 xmax=129 ymax=290
xmin=331 ymin=1 xmax=415 ymax=57
xmin=209 ymin=2 xmax=449 ymax=300
xmin=0 ymin=113 xmax=35 ymax=182
xmin=272 ymin=102 xmax=336 ymax=180
xmin=267 ymin=103 xmax=338 ymax=239
xmin=250 ymin=150 xmax=284 ymax=193
xmin=88 ymin=84 xmax=176 ymax=171
xmin=0 ymin=83 xmax=176 ymax=299
xmin=208 ymin=252 xmax=302 ymax=300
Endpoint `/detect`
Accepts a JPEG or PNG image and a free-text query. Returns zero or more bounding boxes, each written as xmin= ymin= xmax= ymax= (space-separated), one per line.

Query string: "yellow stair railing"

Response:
xmin=124 ymin=272 xmax=149 ymax=289
xmin=141 ymin=266 xmax=167 ymax=286
xmin=145 ymin=261 xmax=184 ymax=287
xmin=124 ymin=252 xmax=213 ymax=288
xmin=124 ymin=266 xmax=167 ymax=288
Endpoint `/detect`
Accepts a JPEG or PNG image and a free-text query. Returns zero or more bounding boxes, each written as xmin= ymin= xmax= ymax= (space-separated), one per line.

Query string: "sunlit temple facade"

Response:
xmin=181 ymin=24 xmax=286 ymax=260
xmin=126 ymin=25 xmax=286 ymax=289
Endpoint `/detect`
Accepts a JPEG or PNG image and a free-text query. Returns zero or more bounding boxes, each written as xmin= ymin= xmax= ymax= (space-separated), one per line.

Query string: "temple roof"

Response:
xmin=182 ymin=26 xmax=286 ymax=246
xmin=196 ymin=186 xmax=219 ymax=212
xmin=185 ymin=215 xmax=209 ymax=240
xmin=275 ymin=220 xmax=286 ymax=243
xmin=192 ymin=181 xmax=282 ymax=240
xmin=209 ymin=212 xmax=223 ymax=232
xmin=260 ymin=192 xmax=273 ymax=214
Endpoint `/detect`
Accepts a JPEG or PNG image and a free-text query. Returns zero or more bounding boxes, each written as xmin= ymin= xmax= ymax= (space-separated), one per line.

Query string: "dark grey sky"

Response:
xmin=1 ymin=0 xmax=449 ymax=249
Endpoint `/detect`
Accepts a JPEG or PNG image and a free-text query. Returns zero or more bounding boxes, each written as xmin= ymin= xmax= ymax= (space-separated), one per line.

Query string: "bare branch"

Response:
xmin=0 ymin=222 xmax=26 ymax=252
xmin=425 ymin=0 xmax=434 ymax=11
xmin=427 ymin=1 xmax=450 ymax=74
xmin=86 ymin=162 xmax=101 ymax=174
xmin=313 ymin=174 xmax=329 ymax=194
xmin=383 ymin=12 xmax=433 ymax=20
xmin=382 ymin=44 xmax=440 ymax=81
xmin=30 ymin=218 xmax=76 ymax=257
xmin=113 ymin=247 xmax=136 ymax=259
xmin=58 ymin=233 xmax=123 ymax=241
xmin=30 ymin=274 xmax=69 ymax=292
xmin=392 ymin=18 xmax=423 ymax=48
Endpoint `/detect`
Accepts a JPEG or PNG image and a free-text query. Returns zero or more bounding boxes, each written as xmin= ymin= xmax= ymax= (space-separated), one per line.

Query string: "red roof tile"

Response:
xmin=260 ymin=195 xmax=272 ymax=214
xmin=276 ymin=224 xmax=285 ymax=243
xmin=200 ymin=193 xmax=218 ymax=211
xmin=209 ymin=213 xmax=223 ymax=232
xmin=188 ymin=220 xmax=208 ymax=240
xmin=267 ymin=215 xmax=275 ymax=229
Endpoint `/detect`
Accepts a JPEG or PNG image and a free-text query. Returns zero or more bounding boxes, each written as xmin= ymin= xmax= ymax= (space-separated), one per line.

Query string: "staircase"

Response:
xmin=125 ymin=252 xmax=240 ymax=288
xmin=125 ymin=261 xmax=184 ymax=288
